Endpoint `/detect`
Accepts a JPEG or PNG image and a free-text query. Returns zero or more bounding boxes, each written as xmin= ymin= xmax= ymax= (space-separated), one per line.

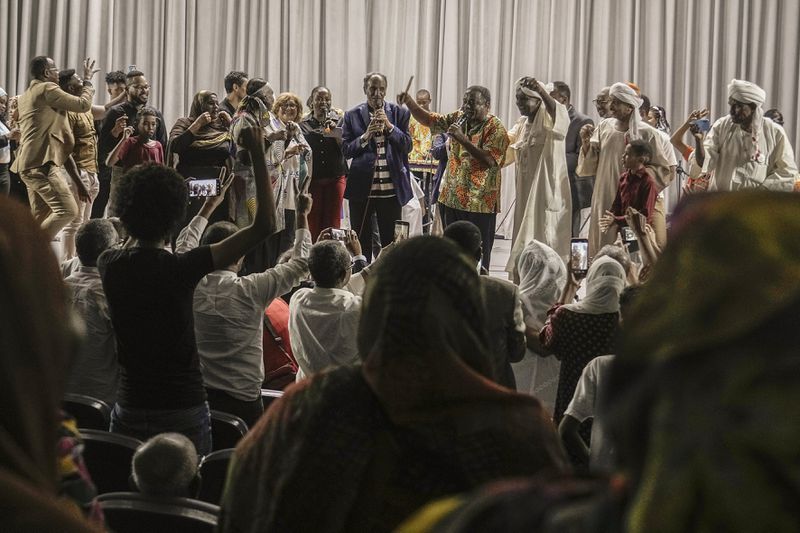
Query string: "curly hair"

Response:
xmin=271 ymin=92 xmax=303 ymax=116
xmin=112 ymin=164 xmax=188 ymax=241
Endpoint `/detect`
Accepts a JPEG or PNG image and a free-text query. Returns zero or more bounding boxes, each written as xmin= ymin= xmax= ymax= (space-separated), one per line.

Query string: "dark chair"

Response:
xmin=210 ymin=410 xmax=248 ymax=452
xmin=80 ymin=429 xmax=141 ymax=494
xmin=197 ymin=448 xmax=234 ymax=505
xmin=98 ymin=492 xmax=219 ymax=533
xmin=63 ymin=393 xmax=112 ymax=431
xmin=260 ymin=388 xmax=284 ymax=410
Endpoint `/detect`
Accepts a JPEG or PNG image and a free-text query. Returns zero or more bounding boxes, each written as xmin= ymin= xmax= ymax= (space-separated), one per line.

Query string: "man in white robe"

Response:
xmin=699 ymin=79 xmax=798 ymax=191
xmin=504 ymin=77 xmax=572 ymax=280
xmin=577 ymin=83 xmax=676 ymax=256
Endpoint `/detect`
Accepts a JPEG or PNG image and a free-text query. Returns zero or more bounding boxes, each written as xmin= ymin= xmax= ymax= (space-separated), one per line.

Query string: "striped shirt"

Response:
xmin=369 ymin=115 xmax=395 ymax=199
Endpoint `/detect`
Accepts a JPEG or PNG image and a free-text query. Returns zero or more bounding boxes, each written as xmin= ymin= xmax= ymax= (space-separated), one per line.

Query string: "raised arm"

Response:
xmin=209 ymin=127 xmax=277 ymax=269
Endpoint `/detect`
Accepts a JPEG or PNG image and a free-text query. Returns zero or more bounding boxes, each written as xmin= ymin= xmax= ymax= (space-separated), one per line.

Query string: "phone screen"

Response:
xmin=331 ymin=228 xmax=348 ymax=241
xmin=570 ymin=239 xmax=589 ymax=277
xmin=621 ymin=226 xmax=636 ymax=242
xmin=188 ymin=178 xmax=220 ymax=198
xmin=394 ymin=220 xmax=410 ymax=241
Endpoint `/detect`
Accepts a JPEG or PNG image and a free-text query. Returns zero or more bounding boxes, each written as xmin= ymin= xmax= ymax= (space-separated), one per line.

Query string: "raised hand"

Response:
xmin=83 ymin=58 xmax=101 ymax=81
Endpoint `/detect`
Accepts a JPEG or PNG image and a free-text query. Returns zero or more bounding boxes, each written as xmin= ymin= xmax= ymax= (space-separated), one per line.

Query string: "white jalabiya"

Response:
xmin=577 ymin=118 xmax=676 ymax=256
xmin=702 ymin=116 xmax=798 ymax=191
xmin=511 ymin=240 xmax=566 ymax=417
xmin=505 ymin=102 xmax=572 ymax=273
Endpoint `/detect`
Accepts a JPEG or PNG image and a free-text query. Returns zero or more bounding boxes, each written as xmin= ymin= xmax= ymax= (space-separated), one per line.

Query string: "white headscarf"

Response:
xmin=0 ymin=87 xmax=6 ymax=98
xmin=517 ymin=240 xmax=567 ymax=331
xmin=609 ymin=82 xmax=643 ymax=140
xmin=562 ymin=256 xmax=625 ymax=315
xmin=514 ymin=78 xmax=553 ymax=101
xmin=727 ymin=79 xmax=766 ymax=160
xmin=0 ymin=87 xmax=10 ymax=164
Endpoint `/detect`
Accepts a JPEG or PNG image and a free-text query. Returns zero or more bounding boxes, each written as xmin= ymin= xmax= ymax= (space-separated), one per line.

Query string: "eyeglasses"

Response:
xmin=593 ymin=98 xmax=610 ymax=104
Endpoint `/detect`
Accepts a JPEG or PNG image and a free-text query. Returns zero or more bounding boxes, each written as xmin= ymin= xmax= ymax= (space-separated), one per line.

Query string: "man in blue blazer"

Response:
xmin=342 ymin=72 xmax=412 ymax=260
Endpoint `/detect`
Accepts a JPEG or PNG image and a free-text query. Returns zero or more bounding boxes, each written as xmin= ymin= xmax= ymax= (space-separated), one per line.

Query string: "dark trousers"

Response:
xmin=440 ymin=203 xmax=497 ymax=271
xmin=349 ymin=196 xmax=401 ymax=262
xmin=91 ymin=165 xmax=112 ymax=219
xmin=570 ymin=174 xmax=595 ymax=237
xmin=205 ymin=388 xmax=264 ymax=430
xmin=0 ymin=163 xmax=9 ymax=195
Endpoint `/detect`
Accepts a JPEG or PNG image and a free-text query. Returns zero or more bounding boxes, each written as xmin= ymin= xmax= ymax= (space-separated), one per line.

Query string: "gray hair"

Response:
xmin=132 ymin=433 xmax=198 ymax=497
xmin=75 ymin=219 xmax=118 ymax=266
xmin=308 ymin=240 xmax=351 ymax=288
xmin=595 ymin=244 xmax=633 ymax=276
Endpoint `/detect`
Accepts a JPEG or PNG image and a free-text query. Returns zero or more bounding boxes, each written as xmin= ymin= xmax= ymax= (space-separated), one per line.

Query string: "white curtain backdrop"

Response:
xmin=3 ymin=0 xmax=799 ymax=233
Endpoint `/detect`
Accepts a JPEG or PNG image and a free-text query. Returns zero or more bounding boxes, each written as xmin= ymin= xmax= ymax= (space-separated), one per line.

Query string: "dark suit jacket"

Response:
xmin=565 ymin=106 xmax=593 ymax=178
xmin=342 ymin=101 xmax=413 ymax=205
xmin=481 ymin=276 xmax=526 ymax=390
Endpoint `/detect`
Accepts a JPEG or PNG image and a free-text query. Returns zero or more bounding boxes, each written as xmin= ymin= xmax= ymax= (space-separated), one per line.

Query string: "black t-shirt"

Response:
xmin=98 ymin=245 xmax=214 ymax=409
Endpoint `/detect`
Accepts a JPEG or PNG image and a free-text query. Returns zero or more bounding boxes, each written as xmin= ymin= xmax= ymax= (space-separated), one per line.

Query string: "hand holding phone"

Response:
xmin=394 ymin=220 xmax=410 ymax=241
xmin=570 ymin=238 xmax=589 ymax=279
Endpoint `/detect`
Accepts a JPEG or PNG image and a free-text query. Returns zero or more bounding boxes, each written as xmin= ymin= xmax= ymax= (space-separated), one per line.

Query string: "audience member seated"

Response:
xmin=511 ymin=239 xmax=567 ymax=417
xmin=64 ymin=219 xmax=119 ymax=406
xmin=262 ymin=295 xmax=298 ymax=390
xmin=131 ymin=433 xmax=200 ymax=498
xmin=289 ymin=239 xmax=361 ymax=380
xmin=606 ymin=191 xmax=800 ymax=532
xmin=558 ymin=284 xmax=641 ymax=473
xmin=218 ymin=236 xmax=567 ymax=533
xmin=98 ymin=126 xmax=276 ymax=456
xmin=594 ymin=243 xmax=637 ymax=285
xmin=540 ymin=256 xmax=624 ymax=468
xmin=443 ymin=221 xmax=525 ymax=389
xmin=0 ymin=196 xmax=101 ymax=531
xmin=193 ymin=190 xmax=312 ymax=428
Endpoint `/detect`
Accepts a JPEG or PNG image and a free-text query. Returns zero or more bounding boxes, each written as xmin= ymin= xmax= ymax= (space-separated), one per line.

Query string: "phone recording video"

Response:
xmin=570 ymin=238 xmax=589 ymax=278
xmin=394 ymin=220 xmax=410 ymax=241
xmin=330 ymin=228 xmax=348 ymax=241
xmin=188 ymin=178 xmax=221 ymax=198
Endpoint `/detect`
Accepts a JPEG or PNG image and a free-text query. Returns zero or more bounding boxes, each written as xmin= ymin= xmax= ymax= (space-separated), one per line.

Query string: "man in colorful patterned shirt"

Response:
xmin=401 ymin=85 xmax=509 ymax=269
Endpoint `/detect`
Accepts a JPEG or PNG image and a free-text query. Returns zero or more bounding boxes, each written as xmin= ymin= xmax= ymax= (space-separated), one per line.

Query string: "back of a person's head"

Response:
xmin=201 ymin=221 xmax=238 ymax=246
xmin=443 ymin=221 xmax=482 ymax=262
xmin=595 ymin=244 xmax=632 ymax=277
xmin=75 ymin=219 xmax=118 ymax=267
xmin=0 ymin=196 xmax=76 ymax=492
xmin=618 ymin=284 xmax=642 ymax=322
xmin=29 ymin=55 xmax=50 ymax=80
xmin=132 ymin=433 xmax=198 ymax=498
xmin=112 ymin=164 xmax=188 ymax=242
xmin=308 ymin=240 xmax=350 ymax=288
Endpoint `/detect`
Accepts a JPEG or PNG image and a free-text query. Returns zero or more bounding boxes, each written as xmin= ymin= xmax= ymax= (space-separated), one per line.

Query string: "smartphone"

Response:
xmin=394 ymin=220 xmax=410 ymax=241
xmin=570 ymin=238 xmax=589 ymax=278
xmin=621 ymin=225 xmax=636 ymax=242
xmin=188 ymin=178 xmax=221 ymax=198
xmin=690 ymin=118 xmax=711 ymax=133
xmin=330 ymin=228 xmax=348 ymax=241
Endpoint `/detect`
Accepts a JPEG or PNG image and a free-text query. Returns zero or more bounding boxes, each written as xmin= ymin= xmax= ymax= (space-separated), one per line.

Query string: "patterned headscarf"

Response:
xmin=609 ymin=82 xmax=644 ymax=140
xmin=607 ymin=192 xmax=800 ymax=533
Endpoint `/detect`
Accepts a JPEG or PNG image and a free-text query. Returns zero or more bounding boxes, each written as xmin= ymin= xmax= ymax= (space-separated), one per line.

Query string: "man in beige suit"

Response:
xmin=12 ymin=56 xmax=99 ymax=238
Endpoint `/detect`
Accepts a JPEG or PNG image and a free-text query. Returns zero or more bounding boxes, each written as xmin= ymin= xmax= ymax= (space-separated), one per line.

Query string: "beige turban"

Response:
xmin=727 ymin=79 xmax=766 ymax=106
xmin=609 ymin=82 xmax=643 ymax=139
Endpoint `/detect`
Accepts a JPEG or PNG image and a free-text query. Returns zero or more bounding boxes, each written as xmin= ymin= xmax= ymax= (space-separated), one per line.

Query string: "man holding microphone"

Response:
xmin=342 ymin=72 xmax=413 ymax=261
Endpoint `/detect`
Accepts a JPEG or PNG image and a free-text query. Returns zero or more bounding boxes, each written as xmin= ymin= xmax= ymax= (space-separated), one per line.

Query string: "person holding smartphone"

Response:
xmin=539 ymin=255 xmax=625 ymax=467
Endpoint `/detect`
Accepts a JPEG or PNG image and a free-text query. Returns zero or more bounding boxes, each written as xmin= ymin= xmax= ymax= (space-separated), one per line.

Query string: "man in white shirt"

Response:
xmin=193 ymin=192 xmax=312 ymax=427
xmin=64 ymin=218 xmax=119 ymax=405
xmin=290 ymin=239 xmax=362 ymax=380
xmin=698 ymin=79 xmax=798 ymax=191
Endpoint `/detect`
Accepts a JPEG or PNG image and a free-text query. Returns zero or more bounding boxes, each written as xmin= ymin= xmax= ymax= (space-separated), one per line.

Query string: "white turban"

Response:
xmin=0 ymin=87 xmax=6 ymax=97
xmin=609 ymin=82 xmax=643 ymax=140
xmin=727 ymin=79 xmax=766 ymax=160
xmin=727 ymin=79 xmax=766 ymax=106
xmin=515 ymin=77 xmax=553 ymax=101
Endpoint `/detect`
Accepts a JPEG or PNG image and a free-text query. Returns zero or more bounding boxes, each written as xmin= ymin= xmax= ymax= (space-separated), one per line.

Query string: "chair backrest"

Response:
xmin=260 ymin=388 xmax=285 ymax=410
xmin=80 ymin=429 xmax=142 ymax=494
xmin=98 ymin=492 xmax=219 ymax=533
xmin=209 ymin=410 xmax=248 ymax=452
xmin=197 ymin=448 xmax=234 ymax=505
xmin=63 ymin=393 xmax=112 ymax=431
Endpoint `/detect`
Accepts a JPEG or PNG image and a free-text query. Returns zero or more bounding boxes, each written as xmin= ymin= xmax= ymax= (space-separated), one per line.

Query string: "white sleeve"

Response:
xmin=175 ymin=216 xmax=209 ymax=253
xmin=564 ymin=358 xmax=598 ymax=422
